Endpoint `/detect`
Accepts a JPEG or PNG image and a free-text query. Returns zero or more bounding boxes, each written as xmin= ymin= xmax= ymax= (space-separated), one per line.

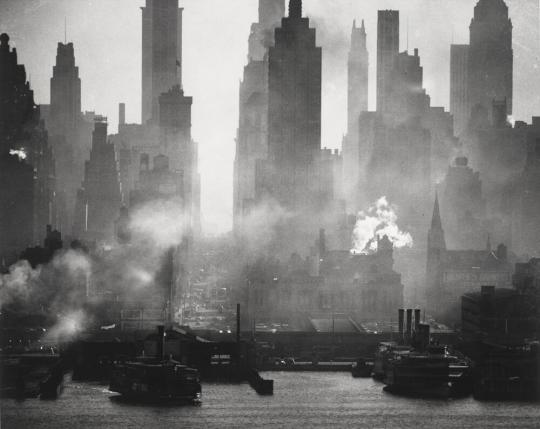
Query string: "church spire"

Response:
xmin=431 ymin=193 xmax=443 ymax=230
xmin=428 ymin=193 xmax=446 ymax=251
xmin=289 ymin=0 xmax=302 ymax=19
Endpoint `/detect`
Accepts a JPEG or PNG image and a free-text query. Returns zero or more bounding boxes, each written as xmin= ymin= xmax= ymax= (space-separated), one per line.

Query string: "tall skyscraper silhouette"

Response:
xmin=450 ymin=44 xmax=469 ymax=136
xmin=468 ymin=0 xmax=513 ymax=119
xmin=48 ymin=42 xmax=83 ymax=234
xmin=81 ymin=117 xmax=122 ymax=242
xmin=376 ymin=10 xmax=399 ymax=113
xmin=50 ymin=43 xmax=81 ymax=136
xmin=141 ymin=0 xmax=183 ymax=124
xmin=347 ymin=20 xmax=369 ymax=134
xmin=233 ymin=0 xmax=284 ymax=233
xmin=343 ymin=19 xmax=369 ymax=212
xmin=0 ymin=33 xmax=56 ymax=263
xmin=267 ymin=0 xmax=322 ymax=210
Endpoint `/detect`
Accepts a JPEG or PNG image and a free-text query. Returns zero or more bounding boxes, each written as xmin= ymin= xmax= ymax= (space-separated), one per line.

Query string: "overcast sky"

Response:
xmin=1 ymin=0 xmax=539 ymax=235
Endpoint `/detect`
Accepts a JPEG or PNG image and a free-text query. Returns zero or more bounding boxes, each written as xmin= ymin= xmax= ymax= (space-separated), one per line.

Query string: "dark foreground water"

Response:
xmin=2 ymin=372 xmax=540 ymax=428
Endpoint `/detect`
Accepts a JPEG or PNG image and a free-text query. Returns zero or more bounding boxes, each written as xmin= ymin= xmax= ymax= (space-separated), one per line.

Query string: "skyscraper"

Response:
xmin=0 ymin=33 xmax=56 ymax=263
xmin=50 ymin=43 xmax=81 ymax=137
xmin=48 ymin=42 xmax=83 ymax=233
xmin=141 ymin=0 xmax=183 ymax=124
xmin=266 ymin=0 xmax=322 ymax=210
xmin=342 ymin=19 xmax=369 ymax=212
xmin=234 ymin=0 xmax=284 ymax=233
xmin=450 ymin=44 xmax=469 ymax=136
xmin=468 ymin=0 xmax=513 ymax=119
xmin=376 ymin=10 xmax=399 ymax=113
xmin=158 ymin=84 xmax=201 ymax=236
xmin=347 ymin=20 xmax=369 ymax=134
xmin=81 ymin=117 xmax=122 ymax=242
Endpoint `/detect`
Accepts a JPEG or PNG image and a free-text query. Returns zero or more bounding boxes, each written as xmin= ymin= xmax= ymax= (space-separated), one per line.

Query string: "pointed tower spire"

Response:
xmin=427 ymin=193 xmax=446 ymax=252
xmin=361 ymin=19 xmax=366 ymax=32
xmin=289 ymin=0 xmax=302 ymax=19
xmin=431 ymin=193 xmax=443 ymax=230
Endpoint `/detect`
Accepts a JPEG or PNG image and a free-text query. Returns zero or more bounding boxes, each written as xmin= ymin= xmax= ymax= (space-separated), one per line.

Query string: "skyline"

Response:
xmin=1 ymin=0 xmax=539 ymax=235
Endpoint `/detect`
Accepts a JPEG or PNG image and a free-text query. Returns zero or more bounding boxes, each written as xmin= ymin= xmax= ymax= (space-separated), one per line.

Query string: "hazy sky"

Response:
xmin=1 ymin=0 xmax=539 ymax=235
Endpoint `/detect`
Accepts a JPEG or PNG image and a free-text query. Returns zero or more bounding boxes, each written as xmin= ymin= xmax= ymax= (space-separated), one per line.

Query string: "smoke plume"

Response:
xmin=351 ymin=196 xmax=413 ymax=254
xmin=92 ymin=196 xmax=187 ymax=298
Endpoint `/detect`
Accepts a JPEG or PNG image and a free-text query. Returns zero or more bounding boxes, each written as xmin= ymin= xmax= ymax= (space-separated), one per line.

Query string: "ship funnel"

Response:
xmin=398 ymin=309 xmax=404 ymax=340
xmin=417 ymin=323 xmax=430 ymax=350
xmin=406 ymin=309 xmax=413 ymax=342
xmin=414 ymin=309 xmax=421 ymax=333
xmin=157 ymin=325 xmax=165 ymax=361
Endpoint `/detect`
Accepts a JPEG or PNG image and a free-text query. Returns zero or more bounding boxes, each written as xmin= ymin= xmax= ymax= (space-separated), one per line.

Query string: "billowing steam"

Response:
xmin=9 ymin=148 xmax=27 ymax=160
xmin=0 ymin=196 xmax=189 ymax=341
xmin=43 ymin=309 xmax=87 ymax=343
xmin=129 ymin=197 xmax=186 ymax=249
xmin=351 ymin=197 xmax=413 ymax=254
xmin=97 ymin=196 xmax=187 ymax=293
xmin=0 ymin=260 xmax=41 ymax=307
xmin=0 ymin=248 xmax=92 ymax=342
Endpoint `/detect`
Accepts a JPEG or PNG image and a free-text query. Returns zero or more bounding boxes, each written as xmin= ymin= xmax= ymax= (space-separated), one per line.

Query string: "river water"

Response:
xmin=2 ymin=372 xmax=540 ymax=428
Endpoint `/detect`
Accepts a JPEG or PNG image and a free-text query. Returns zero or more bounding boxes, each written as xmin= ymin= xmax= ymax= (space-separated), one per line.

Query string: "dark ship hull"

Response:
xmin=384 ymin=350 xmax=472 ymax=398
xmin=109 ymin=359 xmax=201 ymax=403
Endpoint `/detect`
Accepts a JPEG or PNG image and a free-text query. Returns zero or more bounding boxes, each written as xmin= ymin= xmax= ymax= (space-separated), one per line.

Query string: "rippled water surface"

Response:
xmin=2 ymin=372 xmax=540 ymax=428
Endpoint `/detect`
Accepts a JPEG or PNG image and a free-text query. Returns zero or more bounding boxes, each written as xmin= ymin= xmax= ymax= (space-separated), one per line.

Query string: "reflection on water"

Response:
xmin=2 ymin=372 xmax=540 ymax=428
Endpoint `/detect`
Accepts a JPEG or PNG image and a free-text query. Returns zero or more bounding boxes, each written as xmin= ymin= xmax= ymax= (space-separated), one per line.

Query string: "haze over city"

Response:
xmin=2 ymin=0 xmax=540 ymax=426
xmin=2 ymin=0 xmax=538 ymax=234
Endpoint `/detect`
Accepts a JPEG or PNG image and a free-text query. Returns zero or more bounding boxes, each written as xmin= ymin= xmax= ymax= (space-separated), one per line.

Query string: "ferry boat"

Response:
xmin=372 ymin=342 xmax=411 ymax=380
xmin=383 ymin=344 xmax=472 ymax=398
xmin=109 ymin=357 xmax=202 ymax=403
xmin=109 ymin=325 xmax=202 ymax=403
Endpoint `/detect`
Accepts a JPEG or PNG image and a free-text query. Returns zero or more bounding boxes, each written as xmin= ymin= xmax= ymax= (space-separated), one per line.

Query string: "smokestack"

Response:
xmin=236 ymin=303 xmax=241 ymax=344
xmin=406 ymin=309 xmax=412 ymax=342
xmin=157 ymin=325 xmax=165 ymax=361
xmin=398 ymin=308 xmax=404 ymax=340
xmin=118 ymin=103 xmax=125 ymax=127
xmin=414 ymin=309 xmax=421 ymax=333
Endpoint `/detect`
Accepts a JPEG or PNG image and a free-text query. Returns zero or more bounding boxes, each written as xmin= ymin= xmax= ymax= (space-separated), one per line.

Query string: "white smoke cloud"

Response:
xmin=0 ymin=260 xmax=41 ymax=307
xmin=9 ymin=148 xmax=27 ymax=160
xmin=129 ymin=197 xmax=186 ymax=249
xmin=90 ymin=196 xmax=188 ymax=301
xmin=351 ymin=196 xmax=413 ymax=254
xmin=43 ymin=309 xmax=87 ymax=343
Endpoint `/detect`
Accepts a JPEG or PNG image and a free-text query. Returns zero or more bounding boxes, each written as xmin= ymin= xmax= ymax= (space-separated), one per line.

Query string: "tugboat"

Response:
xmin=372 ymin=342 xmax=411 ymax=380
xmin=378 ymin=309 xmax=472 ymax=398
xmin=383 ymin=344 xmax=472 ymax=398
xmin=109 ymin=326 xmax=202 ymax=403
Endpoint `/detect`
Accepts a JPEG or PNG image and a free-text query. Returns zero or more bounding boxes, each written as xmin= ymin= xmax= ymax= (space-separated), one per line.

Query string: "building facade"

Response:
xmin=78 ymin=118 xmax=122 ymax=243
xmin=265 ymin=0 xmax=322 ymax=211
xmin=343 ymin=20 xmax=368 ymax=213
xmin=247 ymin=234 xmax=403 ymax=329
xmin=47 ymin=42 xmax=85 ymax=234
xmin=141 ymin=0 xmax=183 ymax=124
xmin=450 ymin=44 xmax=469 ymax=136
xmin=376 ymin=10 xmax=399 ymax=113
xmin=233 ymin=0 xmax=284 ymax=234
xmin=426 ymin=196 xmax=513 ymax=324
xmin=468 ymin=0 xmax=513 ymax=119
xmin=0 ymin=33 xmax=56 ymax=265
